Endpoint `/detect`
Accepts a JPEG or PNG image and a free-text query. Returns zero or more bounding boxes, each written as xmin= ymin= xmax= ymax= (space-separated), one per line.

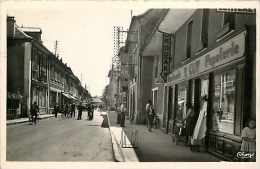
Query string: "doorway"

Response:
xmin=166 ymin=86 xmax=173 ymax=133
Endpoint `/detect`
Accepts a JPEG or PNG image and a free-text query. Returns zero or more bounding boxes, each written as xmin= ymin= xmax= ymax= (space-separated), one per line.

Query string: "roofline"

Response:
xmin=126 ymin=10 xmax=152 ymax=44
xmin=140 ymin=9 xmax=169 ymax=54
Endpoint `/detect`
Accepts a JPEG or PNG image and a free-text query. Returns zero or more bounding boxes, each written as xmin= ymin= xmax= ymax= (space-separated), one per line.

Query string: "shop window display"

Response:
xmin=176 ymin=85 xmax=187 ymax=121
xmin=212 ymin=69 xmax=236 ymax=134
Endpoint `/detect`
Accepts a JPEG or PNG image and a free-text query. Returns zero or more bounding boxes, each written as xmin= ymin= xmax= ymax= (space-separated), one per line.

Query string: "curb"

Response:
xmin=106 ymin=111 xmax=124 ymax=162
xmin=106 ymin=111 xmax=139 ymax=162
xmin=7 ymin=114 xmax=55 ymax=125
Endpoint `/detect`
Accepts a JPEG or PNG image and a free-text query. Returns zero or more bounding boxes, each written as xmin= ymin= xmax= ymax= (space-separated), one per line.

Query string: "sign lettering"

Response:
xmin=160 ymin=32 xmax=172 ymax=82
xmin=168 ymin=31 xmax=246 ymax=82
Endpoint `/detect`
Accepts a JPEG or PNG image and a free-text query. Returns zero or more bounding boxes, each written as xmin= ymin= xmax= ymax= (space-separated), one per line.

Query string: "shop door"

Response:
xmin=191 ymin=77 xmax=209 ymax=145
xmin=163 ymin=86 xmax=167 ymax=128
xmin=166 ymin=86 xmax=173 ymax=133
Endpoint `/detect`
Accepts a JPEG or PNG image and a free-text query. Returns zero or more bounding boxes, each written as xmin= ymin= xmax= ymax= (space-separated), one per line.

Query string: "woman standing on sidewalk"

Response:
xmin=182 ymin=104 xmax=195 ymax=145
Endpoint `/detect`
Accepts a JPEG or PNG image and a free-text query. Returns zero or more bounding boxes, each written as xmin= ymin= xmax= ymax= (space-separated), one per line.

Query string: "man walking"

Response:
xmin=30 ymin=101 xmax=39 ymax=125
xmin=54 ymin=103 xmax=59 ymax=118
xmin=146 ymin=100 xmax=154 ymax=132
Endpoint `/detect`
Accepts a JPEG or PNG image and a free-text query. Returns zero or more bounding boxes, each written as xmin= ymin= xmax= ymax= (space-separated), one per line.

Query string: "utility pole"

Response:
xmin=54 ymin=40 xmax=58 ymax=57
xmin=80 ymin=73 xmax=83 ymax=85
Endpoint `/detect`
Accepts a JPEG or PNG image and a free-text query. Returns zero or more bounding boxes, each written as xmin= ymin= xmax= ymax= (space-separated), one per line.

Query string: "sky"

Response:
xmin=6 ymin=4 xmax=147 ymax=97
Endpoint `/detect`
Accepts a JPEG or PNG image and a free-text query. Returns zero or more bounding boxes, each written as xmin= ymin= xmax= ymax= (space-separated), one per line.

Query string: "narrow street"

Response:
xmin=7 ymin=110 xmax=114 ymax=161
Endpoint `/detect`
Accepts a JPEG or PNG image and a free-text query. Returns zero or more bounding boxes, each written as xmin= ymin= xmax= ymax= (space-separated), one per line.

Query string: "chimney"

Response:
xmin=7 ymin=16 xmax=16 ymax=38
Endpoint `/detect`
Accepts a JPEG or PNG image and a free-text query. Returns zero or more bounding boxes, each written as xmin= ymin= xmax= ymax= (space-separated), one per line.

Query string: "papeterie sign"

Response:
xmin=168 ymin=31 xmax=246 ymax=83
xmin=217 ymin=8 xmax=256 ymax=14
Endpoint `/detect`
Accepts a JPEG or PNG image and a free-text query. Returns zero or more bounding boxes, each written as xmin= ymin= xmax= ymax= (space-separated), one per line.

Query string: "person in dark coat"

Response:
xmin=71 ymin=103 xmax=76 ymax=118
xmin=87 ymin=104 xmax=91 ymax=120
xmin=30 ymin=102 xmax=39 ymax=125
xmin=65 ymin=104 xmax=69 ymax=118
xmin=90 ymin=104 xmax=94 ymax=120
xmin=54 ymin=103 xmax=59 ymax=118
xmin=77 ymin=103 xmax=83 ymax=120
xmin=120 ymin=103 xmax=126 ymax=127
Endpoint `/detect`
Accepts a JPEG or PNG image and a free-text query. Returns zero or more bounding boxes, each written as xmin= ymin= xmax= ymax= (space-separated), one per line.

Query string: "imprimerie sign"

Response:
xmin=168 ymin=31 xmax=246 ymax=83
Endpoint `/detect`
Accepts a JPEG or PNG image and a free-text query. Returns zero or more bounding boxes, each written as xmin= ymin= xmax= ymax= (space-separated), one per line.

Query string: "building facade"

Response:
xmin=7 ymin=16 xmax=91 ymax=119
xmin=125 ymin=9 xmax=168 ymax=124
xmin=146 ymin=9 xmax=255 ymax=160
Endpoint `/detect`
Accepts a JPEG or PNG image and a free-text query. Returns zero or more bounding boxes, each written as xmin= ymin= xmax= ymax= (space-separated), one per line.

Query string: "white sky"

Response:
xmin=6 ymin=4 xmax=147 ymax=96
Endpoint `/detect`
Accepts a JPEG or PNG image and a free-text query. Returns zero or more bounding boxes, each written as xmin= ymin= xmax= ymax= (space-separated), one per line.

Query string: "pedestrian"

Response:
xmin=65 ymin=104 xmax=69 ymax=118
xmin=77 ymin=103 xmax=83 ymax=120
xmin=54 ymin=103 xmax=59 ymax=118
xmin=120 ymin=103 xmax=126 ymax=127
xmin=30 ymin=101 xmax=39 ymax=125
xmin=90 ymin=104 xmax=94 ymax=120
xmin=116 ymin=104 xmax=121 ymax=124
xmin=146 ymin=100 xmax=154 ymax=132
xmin=71 ymin=103 xmax=76 ymax=118
xmin=87 ymin=104 xmax=91 ymax=120
xmin=69 ymin=104 xmax=73 ymax=118
xmin=182 ymin=104 xmax=196 ymax=146
xmin=240 ymin=119 xmax=256 ymax=161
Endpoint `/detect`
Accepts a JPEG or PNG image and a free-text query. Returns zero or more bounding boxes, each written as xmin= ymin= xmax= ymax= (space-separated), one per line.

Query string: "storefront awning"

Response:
xmin=62 ymin=93 xmax=74 ymax=100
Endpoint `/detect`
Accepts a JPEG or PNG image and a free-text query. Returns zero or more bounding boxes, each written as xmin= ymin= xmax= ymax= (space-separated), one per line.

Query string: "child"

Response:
xmin=240 ymin=119 xmax=256 ymax=160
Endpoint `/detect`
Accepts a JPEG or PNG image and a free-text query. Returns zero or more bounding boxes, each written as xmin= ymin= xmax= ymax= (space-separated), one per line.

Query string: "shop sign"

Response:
xmin=160 ymin=32 xmax=172 ymax=82
xmin=168 ymin=31 xmax=246 ymax=82
xmin=217 ymin=8 xmax=256 ymax=14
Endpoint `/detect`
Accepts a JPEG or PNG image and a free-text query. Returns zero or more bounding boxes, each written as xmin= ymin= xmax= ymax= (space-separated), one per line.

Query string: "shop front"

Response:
xmin=166 ymin=30 xmax=254 ymax=160
xmin=31 ymin=82 xmax=48 ymax=114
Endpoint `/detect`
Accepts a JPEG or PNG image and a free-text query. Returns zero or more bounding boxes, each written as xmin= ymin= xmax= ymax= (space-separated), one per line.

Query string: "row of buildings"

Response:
xmin=7 ymin=16 xmax=91 ymax=120
xmin=105 ymin=9 xmax=256 ymax=160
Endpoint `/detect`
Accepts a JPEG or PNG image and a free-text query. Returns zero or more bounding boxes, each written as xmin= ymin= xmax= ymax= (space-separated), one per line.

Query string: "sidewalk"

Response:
xmin=7 ymin=113 xmax=56 ymax=125
xmin=107 ymin=111 xmax=221 ymax=162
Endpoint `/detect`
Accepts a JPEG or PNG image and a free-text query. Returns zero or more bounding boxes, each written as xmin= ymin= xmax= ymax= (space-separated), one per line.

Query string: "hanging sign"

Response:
xmin=160 ymin=32 xmax=172 ymax=82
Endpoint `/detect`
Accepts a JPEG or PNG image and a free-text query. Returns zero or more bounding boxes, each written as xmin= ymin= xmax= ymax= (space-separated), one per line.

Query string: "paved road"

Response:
xmin=7 ymin=110 xmax=114 ymax=161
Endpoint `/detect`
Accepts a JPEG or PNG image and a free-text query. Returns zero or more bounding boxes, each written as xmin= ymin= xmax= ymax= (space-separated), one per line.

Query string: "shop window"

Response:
xmin=50 ymin=91 xmax=56 ymax=108
xmin=212 ymin=69 xmax=236 ymax=134
xmin=39 ymin=88 xmax=46 ymax=107
xmin=176 ymin=85 xmax=187 ymax=121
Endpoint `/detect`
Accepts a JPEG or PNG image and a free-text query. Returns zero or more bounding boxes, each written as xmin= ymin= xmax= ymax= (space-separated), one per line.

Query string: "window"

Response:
xmin=223 ymin=13 xmax=235 ymax=29
xmin=202 ymin=9 xmax=209 ymax=48
xmin=212 ymin=69 xmax=236 ymax=134
xmin=171 ymin=35 xmax=175 ymax=71
xmin=154 ymin=57 xmax=158 ymax=78
xmin=186 ymin=21 xmax=193 ymax=58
